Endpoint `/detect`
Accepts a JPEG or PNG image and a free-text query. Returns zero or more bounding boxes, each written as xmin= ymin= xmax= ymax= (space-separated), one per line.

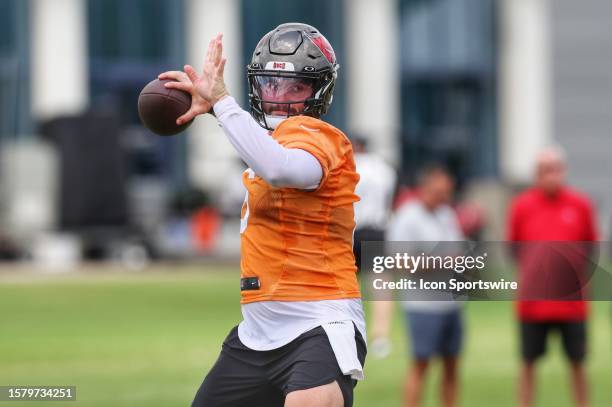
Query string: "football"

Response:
xmin=137 ymin=79 xmax=193 ymax=136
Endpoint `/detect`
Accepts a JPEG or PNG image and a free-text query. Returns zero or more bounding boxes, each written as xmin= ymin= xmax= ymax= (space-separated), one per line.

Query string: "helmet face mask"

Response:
xmin=254 ymin=76 xmax=315 ymax=116
xmin=247 ymin=23 xmax=339 ymax=130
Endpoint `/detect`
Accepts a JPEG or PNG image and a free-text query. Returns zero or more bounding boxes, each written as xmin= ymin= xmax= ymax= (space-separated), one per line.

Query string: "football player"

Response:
xmin=160 ymin=23 xmax=366 ymax=407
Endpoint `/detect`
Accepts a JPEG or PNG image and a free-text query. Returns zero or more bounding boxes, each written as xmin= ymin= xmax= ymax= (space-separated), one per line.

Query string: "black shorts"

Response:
xmin=520 ymin=321 xmax=586 ymax=362
xmin=192 ymin=325 xmax=367 ymax=407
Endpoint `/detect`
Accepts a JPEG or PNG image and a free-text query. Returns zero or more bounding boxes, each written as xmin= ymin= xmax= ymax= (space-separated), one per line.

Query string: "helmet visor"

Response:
xmin=252 ymin=76 xmax=315 ymax=116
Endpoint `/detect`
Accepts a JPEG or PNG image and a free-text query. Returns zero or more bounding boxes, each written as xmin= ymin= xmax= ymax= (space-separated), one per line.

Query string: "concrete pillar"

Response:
xmin=499 ymin=0 xmax=553 ymax=183
xmin=346 ymin=0 xmax=401 ymax=166
xmin=185 ymin=0 xmax=242 ymax=194
xmin=31 ymin=0 xmax=88 ymax=120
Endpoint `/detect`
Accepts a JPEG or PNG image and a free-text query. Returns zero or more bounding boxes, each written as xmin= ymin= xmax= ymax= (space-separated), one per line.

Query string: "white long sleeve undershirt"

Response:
xmin=212 ymin=96 xmax=323 ymax=190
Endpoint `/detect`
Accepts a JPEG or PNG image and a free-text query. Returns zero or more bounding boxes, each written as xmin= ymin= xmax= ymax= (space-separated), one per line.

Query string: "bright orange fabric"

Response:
xmin=239 ymin=116 xmax=361 ymax=303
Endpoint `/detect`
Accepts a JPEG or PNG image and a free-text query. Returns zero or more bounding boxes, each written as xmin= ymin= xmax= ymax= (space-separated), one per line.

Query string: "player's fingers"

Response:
xmin=158 ymin=71 xmax=181 ymax=80
xmin=217 ymin=35 xmax=225 ymax=65
xmin=216 ymin=58 xmax=227 ymax=77
xmin=177 ymin=109 xmax=197 ymax=125
xmin=204 ymin=38 xmax=215 ymax=66
xmin=164 ymin=81 xmax=192 ymax=93
xmin=184 ymin=64 xmax=200 ymax=83
xmin=161 ymin=70 xmax=189 ymax=82
xmin=213 ymin=34 xmax=223 ymax=65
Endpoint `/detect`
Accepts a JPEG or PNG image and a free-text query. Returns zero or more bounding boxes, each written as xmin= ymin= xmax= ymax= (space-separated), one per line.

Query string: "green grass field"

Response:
xmin=1 ymin=265 xmax=610 ymax=406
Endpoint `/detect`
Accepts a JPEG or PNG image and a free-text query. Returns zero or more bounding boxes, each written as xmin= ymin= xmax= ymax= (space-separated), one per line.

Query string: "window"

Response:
xmin=400 ymin=0 xmax=498 ymax=183
xmin=0 ymin=0 xmax=30 ymax=140
xmin=87 ymin=0 xmax=186 ymax=183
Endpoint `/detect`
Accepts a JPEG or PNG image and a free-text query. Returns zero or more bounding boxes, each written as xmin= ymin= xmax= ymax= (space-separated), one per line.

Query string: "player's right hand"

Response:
xmin=158 ymin=70 xmax=212 ymax=125
xmin=184 ymin=33 xmax=229 ymax=107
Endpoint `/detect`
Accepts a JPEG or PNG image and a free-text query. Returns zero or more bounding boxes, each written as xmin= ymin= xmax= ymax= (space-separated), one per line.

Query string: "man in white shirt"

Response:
xmin=352 ymin=136 xmax=397 ymax=270
xmin=378 ymin=165 xmax=464 ymax=407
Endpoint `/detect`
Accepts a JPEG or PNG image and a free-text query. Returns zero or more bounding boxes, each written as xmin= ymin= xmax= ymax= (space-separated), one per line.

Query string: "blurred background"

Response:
xmin=0 ymin=0 xmax=611 ymax=406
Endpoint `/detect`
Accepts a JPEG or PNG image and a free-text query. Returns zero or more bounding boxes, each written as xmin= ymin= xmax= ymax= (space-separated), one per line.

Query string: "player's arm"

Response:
xmin=368 ymin=208 xmax=415 ymax=352
xmin=212 ymin=96 xmax=322 ymax=189
xmin=164 ymin=34 xmax=322 ymax=189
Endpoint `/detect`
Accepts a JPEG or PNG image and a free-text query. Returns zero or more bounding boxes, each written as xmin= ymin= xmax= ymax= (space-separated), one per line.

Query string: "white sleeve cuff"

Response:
xmin=212 ymin=96 xmax=241 ymax=121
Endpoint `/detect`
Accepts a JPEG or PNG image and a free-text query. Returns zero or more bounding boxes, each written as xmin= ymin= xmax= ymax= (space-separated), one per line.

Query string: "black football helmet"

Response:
xmin=247 ymin=23 xmax=339 ymax=130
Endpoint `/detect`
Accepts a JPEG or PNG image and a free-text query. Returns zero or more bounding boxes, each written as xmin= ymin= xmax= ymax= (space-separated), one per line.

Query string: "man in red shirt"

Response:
xmin=507 ymin=147 xmax=598 ymax=407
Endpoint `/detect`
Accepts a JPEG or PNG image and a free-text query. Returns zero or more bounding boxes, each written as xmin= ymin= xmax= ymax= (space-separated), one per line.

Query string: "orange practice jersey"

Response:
xmin=239 ymin=116 xmax=361 ymax=303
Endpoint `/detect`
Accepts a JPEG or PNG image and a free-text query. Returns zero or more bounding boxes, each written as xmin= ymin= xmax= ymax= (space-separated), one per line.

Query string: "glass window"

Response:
xmin=400 ymin=0 xmax=498 ymax=182
xmin=88 ymin=0 xmax=175 ymax=63
xmin=0 ymin=0 xmax=31 ymax=140
xmin=87 ymin=0 xmax=186 ymax=184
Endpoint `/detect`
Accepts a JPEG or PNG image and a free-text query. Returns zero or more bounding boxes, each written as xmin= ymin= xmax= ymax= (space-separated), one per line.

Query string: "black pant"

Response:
xmin=520 ymin=321 xmax=586 ymax=362
xmin=192 ymin=325 xmax=367 ymax=407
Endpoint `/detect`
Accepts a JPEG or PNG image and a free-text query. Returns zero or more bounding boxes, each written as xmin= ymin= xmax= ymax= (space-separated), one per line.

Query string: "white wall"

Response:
xmin=31 ymin=0 xmax=88 ymax=120
xmin=0 ymin=142 xmax=58 ymax=240
xmin=551 ymin=0 xmax=612 ymax=237
xmin=185 ymin=0 xmax=243 ymax=194
xmin=346 ymin=0 xmax=401 ymax=166
xmin=499 ymin=0 xmax=553 ymax=183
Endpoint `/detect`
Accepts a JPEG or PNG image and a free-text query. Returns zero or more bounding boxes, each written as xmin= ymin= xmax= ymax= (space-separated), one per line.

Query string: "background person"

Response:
xmin=507 ymin=146 xmax=598 ymax=407
xmin=351 ymin=135 xmax=396 ymax=358
xmin=377 ymin=164 xmax=464 ymax=407
xmin=352 ymin=135 xmax=397 ymax=270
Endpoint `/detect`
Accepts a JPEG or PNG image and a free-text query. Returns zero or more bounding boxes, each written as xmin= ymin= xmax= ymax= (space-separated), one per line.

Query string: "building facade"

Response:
xmin=0 ymin=0 xmax=610 ymax=236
